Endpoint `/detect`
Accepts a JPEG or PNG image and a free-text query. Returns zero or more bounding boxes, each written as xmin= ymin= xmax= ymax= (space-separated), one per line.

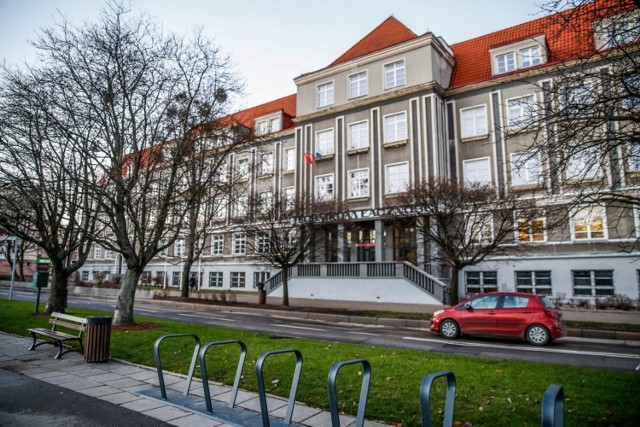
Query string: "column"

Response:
xmin=375 ymin=220 xmax=384 ymax=261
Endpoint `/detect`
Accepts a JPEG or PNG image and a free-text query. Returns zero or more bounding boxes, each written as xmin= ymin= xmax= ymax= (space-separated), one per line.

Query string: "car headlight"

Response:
xmin=432 ymin=310 xmax=444 ymax=317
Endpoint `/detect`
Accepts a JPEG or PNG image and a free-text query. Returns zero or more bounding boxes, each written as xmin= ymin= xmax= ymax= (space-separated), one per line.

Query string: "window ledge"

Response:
xmin=347 ymin=148 xmax=370 ymax=155
xmin=511 ymin=183 xmax=543 ymax=191
xmin=316 ymin=154 xmax=334 ymax=162
xmin=258 ymin=173 xmax=274 ymax=179
xmin=461 ymin=134 xmax=489 ymax=143
xmin=384 ymin=139 xmax=408 ymax=148
xmin=282 ymin=169 xmax=295 ymax=175
xmin=347 ymin=196 xmax=370 ymax=202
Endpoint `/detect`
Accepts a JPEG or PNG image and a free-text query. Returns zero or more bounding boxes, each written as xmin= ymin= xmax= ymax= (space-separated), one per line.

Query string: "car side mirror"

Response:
xmin=464 ymin=302 xmax=472 ymax=310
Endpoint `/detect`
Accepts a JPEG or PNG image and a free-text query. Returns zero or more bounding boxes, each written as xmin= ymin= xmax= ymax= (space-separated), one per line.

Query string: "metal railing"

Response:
xmin=263 ymin=261 xmax=447 ymax=302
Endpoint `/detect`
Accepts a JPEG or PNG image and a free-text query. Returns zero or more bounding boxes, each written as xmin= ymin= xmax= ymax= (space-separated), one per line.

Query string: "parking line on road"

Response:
xmin=178 ymin=313 xmax=236 ymax=322
xmin=402 ymin=336 xmax=640 ymax=359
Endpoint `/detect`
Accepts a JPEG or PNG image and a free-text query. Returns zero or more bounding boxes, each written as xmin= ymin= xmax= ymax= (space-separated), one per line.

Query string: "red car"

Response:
xmin=430 ymin=292 xmax=566 ymax=345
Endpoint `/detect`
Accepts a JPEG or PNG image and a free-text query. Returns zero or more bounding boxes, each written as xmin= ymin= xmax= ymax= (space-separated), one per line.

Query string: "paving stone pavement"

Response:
xmin=0 ymin=331 xmax=388 ymax=426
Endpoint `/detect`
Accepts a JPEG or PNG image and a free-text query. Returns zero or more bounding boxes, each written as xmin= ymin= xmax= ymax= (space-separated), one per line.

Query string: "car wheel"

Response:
xmin=440 ymin=319 xmax=459 ymax=339
xmin=526 ymin=325 xmax=550 ymax=346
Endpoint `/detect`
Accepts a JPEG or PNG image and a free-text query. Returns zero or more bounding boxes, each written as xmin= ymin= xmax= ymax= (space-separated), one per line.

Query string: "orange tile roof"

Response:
xmin=330 ymin=16 xmax=418 ymax=66
xmin=450 ymin=0 xmax=637 ymax=88
xmin=225 ymin=93 xmax=297 ymax=129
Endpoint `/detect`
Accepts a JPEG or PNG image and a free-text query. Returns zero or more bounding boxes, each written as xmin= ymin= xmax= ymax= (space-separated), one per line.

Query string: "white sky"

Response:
xmin=0 ymin=0 xmax=546 ymax=110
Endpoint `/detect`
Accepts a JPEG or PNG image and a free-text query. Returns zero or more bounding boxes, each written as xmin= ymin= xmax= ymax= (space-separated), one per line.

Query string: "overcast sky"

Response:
xmin=0 ymin=0 xmax=546 ymax=110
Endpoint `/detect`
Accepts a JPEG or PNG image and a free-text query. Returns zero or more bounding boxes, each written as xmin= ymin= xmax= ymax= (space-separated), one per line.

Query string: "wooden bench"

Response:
xmin=27 ymin=312 xmax=87 ymax=359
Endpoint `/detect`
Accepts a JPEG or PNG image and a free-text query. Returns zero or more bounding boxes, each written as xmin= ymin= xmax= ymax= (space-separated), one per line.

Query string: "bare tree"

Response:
xmin=22 ymin=2 xmax=243 ymax=325
xmin=397 ymin=179 xmax=537 ymax=305
xmin=0 ymin=237 xmax=37 ymax=281
xmin=509 ymin=0 xmax=640 ymax=247
xmin=0 ymin=65 xmax=97 ymax=313
xmin=243 ymin=191 xmax=333 ymax=306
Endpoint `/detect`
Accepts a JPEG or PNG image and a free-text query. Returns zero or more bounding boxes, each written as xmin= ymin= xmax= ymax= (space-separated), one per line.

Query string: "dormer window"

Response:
xmin=255 ymin=114 xmax=282 ymax=136
xmin=594 ymin=10 xmax=640 ymax=50
xmin=490 ymin=36 xmax=546 ymax=76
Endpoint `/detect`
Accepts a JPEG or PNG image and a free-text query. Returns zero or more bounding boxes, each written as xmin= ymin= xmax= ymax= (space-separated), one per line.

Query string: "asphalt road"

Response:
xmin=3 ymin=290 xmax=640 ymax=372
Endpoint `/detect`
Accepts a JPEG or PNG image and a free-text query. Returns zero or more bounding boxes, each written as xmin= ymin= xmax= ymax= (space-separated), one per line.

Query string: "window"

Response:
xmin=572 ymin=270 xmax=614 ymax=296
xmin=209 ymin=272 xmax=223 ymax=287
xmin=460 ymin=105 xmax=488 ymax=138
xmin=283 ymin=187 xmax=295 ymax=210
xmin=384 ymin=60 xmax=405 ymax=89
xmin=81 ymin=270 xmax=89 ymax=281
xmin=507 ymin=94 xmax=536 ymax=129
xmin=174 ymin=239 xmax=184 ymax=257
xmin=349 ymin=71 xmax=368 ymax=98
xmin=230 ymin=272 xmax=246 ymax=288
xmin=572 ymin=206 xmax=606 ymax=240
xmin=516 ymin=216 xmax=546 ymax=243
xmin=621 ymin=75 xmax=640 ymax=110
xmin=234 ymin=195 xmax=248 ymax=217
xmin=628 ymin=143 xmax=640 ymax=172
xmin=516 ymin=271 xmax=552 ymax=294
xmin=463 ymin=157 xmax=491 ymax=187
xmin=104 ymin=249 xmax=113 ymax=259
xmin=565 ymin=84 xmax=593 ymax=117
xmin=258 ymin=191 xmax=273 ymax=212
xmin=496 ymin=51 xmax=516 ymax=74
xmin=317 ymin=82 xmax=334 ymax=108
xmin=156 ymin=271 xmax=165 ymax=287
xmin=385 ymin=162 xmax=409 ymax=194
xmin=172 ymin=271 xmax=181 ymax=287
xmin=384 ymin=112 xmax=407 ymax=144
xmin=236 ymin=158 xmax=249 ymax=180
xmin=284 ymin=148 xmax=295 ymax=171
xmin=254 ymin=271 xmax=271 ymax=287
xmin=256 ymin=120 xmax=269 ymax=136
xmin=213 ymin=196 xmax=227 ymax=220
xmin=465 ymin=271 xmax=498 ymax=296
xmin=211 ymin=234 xmax=224 ymax=256
xmin=232 ymin=233 xmax=246 ymax=255
xmin=256 ymin=232 xmax=271 ymax=254
xmin=596 ymin=11 xmax=640 ymax=50
xmin=510 ymin=152 xmax=541 ymax=186
xmin=259 ymin=153 xmax=273 ymax=175
xmin=348 ymin=169 xmax=369 ymax=198
xmin=94 ymin=246 xmax=102 ymax=259
xmin=566 ymin=148 xmax=600 ymax=179
xmin=315 ymin=174 xmax=334 ymax=201
xmin=315 ymin=129 xmax=335 ymax=156
xmin=466 ymin=214 xmax=494 ymax=245
xmin=519 ymin=45 xmax=542 ymax=68
xmin=348 ymin=121 xmax=369 ymax=150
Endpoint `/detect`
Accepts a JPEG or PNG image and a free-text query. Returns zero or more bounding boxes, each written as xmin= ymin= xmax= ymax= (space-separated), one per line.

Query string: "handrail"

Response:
xmin=420 ymin=371 xmax=456 ymax=427
xmin=328 ymin=359 xmax=371 ymax=427
xmin=541 ymin=384 xmax=564 ymax=427
xmin=199 ymin=340 xmax=247 ymax=414
xmin=153 ymin=334 xmax=201 ymax=400
xmin=256 ymin=349 xmax=303 ymax=426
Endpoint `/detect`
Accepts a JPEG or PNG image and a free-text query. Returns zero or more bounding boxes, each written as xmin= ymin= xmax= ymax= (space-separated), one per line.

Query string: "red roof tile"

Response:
xmin=450 ymin=0 xmax=637 ymax=88
xmin=330 ymin=16 xmax=418 ymax=66
xmin=226 ymin=93 xmax=297 ymax=129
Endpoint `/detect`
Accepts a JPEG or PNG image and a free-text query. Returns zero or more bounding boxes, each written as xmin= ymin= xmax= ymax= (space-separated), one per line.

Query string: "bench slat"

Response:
xmin=50 ymin=319 xmax=86 ymax=332
xmin=51 ymin=312 xmax=87 ymax=324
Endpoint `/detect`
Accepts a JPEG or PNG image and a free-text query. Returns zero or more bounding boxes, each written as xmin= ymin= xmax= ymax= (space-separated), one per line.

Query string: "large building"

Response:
xmin=81 ymin=0 xmax=640 ymax=305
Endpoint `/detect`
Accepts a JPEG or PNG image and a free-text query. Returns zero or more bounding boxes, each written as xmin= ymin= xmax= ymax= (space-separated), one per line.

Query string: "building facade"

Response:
xmin=81 ymin=1 xmax=640 ymax=305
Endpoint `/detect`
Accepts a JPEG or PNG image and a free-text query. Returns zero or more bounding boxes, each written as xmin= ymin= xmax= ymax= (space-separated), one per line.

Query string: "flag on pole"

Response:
xmin=304 ymin=153 xmax=314 ymax=165
xmin=315 ymin=152 xmax=323 ymax=161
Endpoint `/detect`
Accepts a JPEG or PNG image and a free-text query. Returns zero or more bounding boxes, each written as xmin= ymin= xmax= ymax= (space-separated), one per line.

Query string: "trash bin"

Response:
xmin=84 ymin=316 xmax=112 ymax=363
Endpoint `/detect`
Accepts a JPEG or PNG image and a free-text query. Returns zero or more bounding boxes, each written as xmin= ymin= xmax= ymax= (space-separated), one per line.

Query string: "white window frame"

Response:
xmin=519 ymin=45 xmax=543 ymax=68
xmin=348 ymin=120 xmax=369 ymax=150
xmin=259 ymin=190 xmax=273 ymax=211
xmin=515 ymin=214 xmax=547 ymax=243
xmin=174 ymin=239 xmax=184 ymax=257
xmin=94 ymin=245 xmax=102 ymax=259
xmin=210 ymin=234 xmax=224 ymax=256
xmin=348 ymin=168 xmax=370 ymax=199
xmin=460 ymin=105 xmax=488 ymax=139
xmin=283 ymin=187 xmax=295 ymax=210
xmin=466 ymin=213 xmax=494 ymax=245
xmin=384 ymin=60 xmax=405 ymax=89
xmin=259 ymin=153 xmax=273 ymax=175
xmin=571 ymin=206 xmax=607 ymax=241
xmin=208 ymin=271 xmax=223 ymax=287
xmin=463 ymin=157 xmax=492 ymax=187
xmin=495 ymin=51 xmax=516 ymax=74
xmin=315 ymin=128 xmax=335 ymax=156
xmin=232 ymin=232 xmax=247 ymax=255
xmin=515 ymin=271 xmax=552 ymax=294
xmin=385 ymin=162 xmax=409 ymax=195
xmin=256 ymin=232 xmax=271 ymax=254
xmin=465 ymin=271 xmax=498 ymax=296
xmin=506 ymin=94 xmax=536 ymax=129
xmin=572 ymin=270 xmax=615 ymax=296
xmin=234 ymin=194 xmax=248 ymax=217
xmin=384 ymin=112 xmax=407 ymax=144
xmin=628 ymin=142 xmax=640 ymax=172
xmin=172 ymin=271 xmax=181 ymax=287
xmin=284 ymin=147 xmax=296 ymax=171
xmin=348 ymin=71 xmax=368 ymax=98
xmin=566 ymin=147 xmax=601 ymax=180
xmin=316 ymin=81 xmax=334 ymax=108
xmin=510 ymin=152 xmax=541 ymax=186
xmin=236 ymin=157 xmax=250 ymax=180
xmin=230 ymin=272 xmax=246 ymax=288
xmin=315 ymin=174 xmax=334 ymax=201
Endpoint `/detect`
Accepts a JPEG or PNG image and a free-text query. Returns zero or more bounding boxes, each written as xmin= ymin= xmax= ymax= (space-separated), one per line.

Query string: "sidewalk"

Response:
xmin=0 ymin=331 xmax=385 ymax=427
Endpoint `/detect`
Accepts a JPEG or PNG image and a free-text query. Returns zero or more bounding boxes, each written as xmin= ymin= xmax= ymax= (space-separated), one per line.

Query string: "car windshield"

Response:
xmin=539 ymin=296 xmax=557 ymax=309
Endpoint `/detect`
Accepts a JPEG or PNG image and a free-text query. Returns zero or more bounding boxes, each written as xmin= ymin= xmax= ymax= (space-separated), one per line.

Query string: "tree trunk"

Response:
xmin=281 ymin=266 xmax=289 ymax=307
xmin=113 ymin=269 xmax=141 ymax=326
xmin=180 ymin=257 xmax=194 ymax=298
xmin=45 ymin=265 xmax=70 ymax=314
xmin=449 ymin=266 xmax=461 ymax=306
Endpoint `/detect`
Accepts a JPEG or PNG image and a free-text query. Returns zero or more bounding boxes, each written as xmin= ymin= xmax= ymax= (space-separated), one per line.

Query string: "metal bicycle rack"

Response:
xmin=153 ymin=334 xmax=201 ymax=399
xmin=199 ymin=340 xmax=247 ymax=413
xmin=256 ymin=349 xmax=304 ymax=427
xmin=327 ymin=359 xmax=371 ymax=427
xmin=541 ymin=384 xmax=564 ymax=427
xmin=420 ymin=371 xmax=456 ymax=427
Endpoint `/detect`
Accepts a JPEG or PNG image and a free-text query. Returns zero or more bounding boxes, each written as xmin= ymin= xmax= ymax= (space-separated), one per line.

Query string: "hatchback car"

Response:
xmin=430 ymin=292 xmax=566 ymax=345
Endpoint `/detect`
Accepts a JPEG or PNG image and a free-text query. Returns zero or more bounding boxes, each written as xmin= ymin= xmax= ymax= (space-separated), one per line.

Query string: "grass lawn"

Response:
xmin=1 ymin=299 xmax=638 ymax=426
